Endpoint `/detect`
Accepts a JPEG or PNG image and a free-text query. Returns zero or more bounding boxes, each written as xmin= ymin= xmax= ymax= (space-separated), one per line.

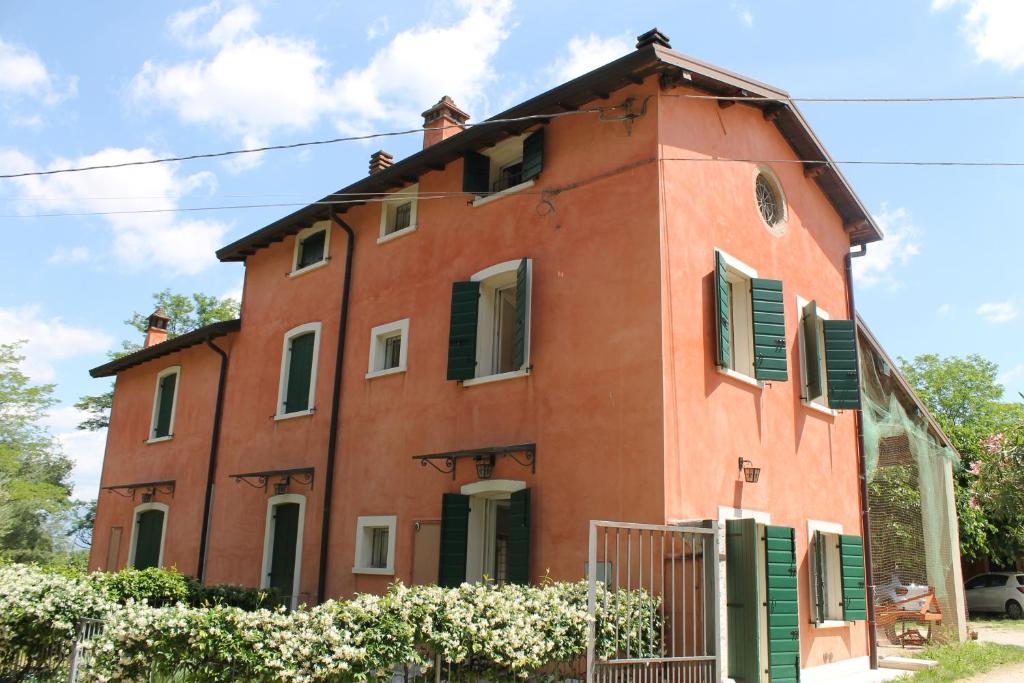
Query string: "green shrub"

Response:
xmin=94 ymin=566 xmax=190 ymax=606
xmin=186 ymin=579 xmax=278 ymax=611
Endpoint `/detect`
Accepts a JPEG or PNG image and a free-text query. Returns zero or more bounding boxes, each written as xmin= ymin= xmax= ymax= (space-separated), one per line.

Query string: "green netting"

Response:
xmin=859 ymin=342 xmax=965 ymax=645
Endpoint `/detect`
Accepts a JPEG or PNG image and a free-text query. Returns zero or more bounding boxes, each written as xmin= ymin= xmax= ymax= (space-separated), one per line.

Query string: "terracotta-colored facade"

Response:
xmin=90 ymin=37 xmax=884 ymax=678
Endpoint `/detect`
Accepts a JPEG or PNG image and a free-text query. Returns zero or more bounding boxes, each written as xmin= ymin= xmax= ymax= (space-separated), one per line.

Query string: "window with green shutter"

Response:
xmin=801 ymin=301 xmax=824 ymax=402
xmin=715 ymin=251 xmax=731 ymax=369
xmin=839 ymin=535 xmax=868 ymax=621
xmin=150 ymin=367 xmax=179 ymax=440
xmin=823 ymin=320 xmax=861 ymax=410
xmin=751 ymin=278 xmax=787 ymax=381
xmin=447 ymin=259 xmax=531 ymax=382
xmin=279 ymin=325 xmax=320 ymax=416
xmin=292 ymin=225 xmax=329 ymax=273
xmin=764 ymin=525 xmax=800 ymax=682
xmin=462 ymin=130 xmax=545 ymax=199
xmin=438 ymin=493 xmax=470 ymax=587
xmin=506 ymin=488 xmax=530 ymax=585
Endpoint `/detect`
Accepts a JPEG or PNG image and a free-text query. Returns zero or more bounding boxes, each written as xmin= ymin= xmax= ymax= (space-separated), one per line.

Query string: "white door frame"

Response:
xmin=260 ymin=494 xmax=306 ymax=609
xmin=128 ymin=502 xmax=169 ymax=568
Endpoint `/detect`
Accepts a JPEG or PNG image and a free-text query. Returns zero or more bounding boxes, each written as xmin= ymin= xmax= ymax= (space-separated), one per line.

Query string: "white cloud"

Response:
xmin=130 ymin=0 xmax=514 ymax=152
xmin=998 ymin=363 xmax=1024 ymax=389
xmin=852 ymin=204 xmax=922 ymax=287
xmin=42 ymin=407 xmax=108 ymax=500
xmin=731 ymin=4 xmax=754 ymax=27
xmin=976 ymin=300 xmax=1018 ymax=323
xmin=0 ymin=306 xmax=113 ymax=382
xmin=548 ymin=32 xmax=632 ymax=84
xmin=367 ymin=16 xmax=390 ymax=41
xmin=222 ymin=276 xmax=244 ymax=302
xmin=0 ymin=147 xmax=228 ymax=275
xmin=932 ymin=0 xmax=1024 ymax=70
xmin=936 ymin=303 xmax=952 ymax=316
xmin=47 ymin=246 xmax=91 ymax=265
xmin=0 ymin=38 xmax=77 ymax=106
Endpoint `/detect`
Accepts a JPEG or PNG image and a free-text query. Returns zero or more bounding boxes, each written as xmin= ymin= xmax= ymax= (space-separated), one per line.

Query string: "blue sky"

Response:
xmin=1 ymin=0 xmax=1022 ymax=499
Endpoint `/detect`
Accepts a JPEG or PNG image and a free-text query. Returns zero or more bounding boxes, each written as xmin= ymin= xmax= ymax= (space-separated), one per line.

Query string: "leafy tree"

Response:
xmin=0 ymin=342 xmax=75 ymax=562
xmin=75 ymin=290 xmax=239 ymax=431
xmin=899 ymin=354 xmax=1024 ymax=564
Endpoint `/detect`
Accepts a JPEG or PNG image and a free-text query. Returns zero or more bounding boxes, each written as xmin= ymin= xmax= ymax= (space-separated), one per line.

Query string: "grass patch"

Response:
xmin=906 ymin=642 xmax=1024 ymax=681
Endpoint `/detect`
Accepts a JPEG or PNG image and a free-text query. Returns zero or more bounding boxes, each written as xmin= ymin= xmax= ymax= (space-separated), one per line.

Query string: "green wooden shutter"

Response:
xmin=513 ymin=259 xmax=529 ymax=371
xmin=726 ymin=519 xmax=761 ymax=683
xmin=507 ymin=488 xmax=530 ymax=585
xmin=764 ymin=525 xmax=800 ymax=682
xmin=823 ymin=320 xmax=861 ymax=410
xmin=285 ymin=332 xmax=315 ymax=413
xmin=447 ymin=281 xmax=480 ymax=381
xmin=438 ymin=493 xmax=469 ymax=587
xmin=808 ymin=530 xmax=825 ymax=625
xmin=297 ymin=229 xmax=326 ymax=269
xmin=801 ymin=301 xmax=823 ymax=401
xmin=520 ymin=129 xmax=544 ymax=182
xmin=462 ymin=151 xmax=490 ymax=195
xmin=133 ymin=509 xmax=164 ymax=569
xmin=751 ymin=278 xmax=788 ymax=381
xmin=269 ymin=503 xmax=300 ymax=602
xmin=154 ymin=372 xmax=176 ymax=438
xmin=715 ymin=251 xmax=731 ymax=368
xmin=839 ymin=535 xmax=868 ymax=621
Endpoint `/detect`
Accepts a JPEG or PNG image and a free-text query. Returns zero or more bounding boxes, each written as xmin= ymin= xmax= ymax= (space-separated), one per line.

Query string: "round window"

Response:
xmin=755 ymin=173 xmax=783 ymax=228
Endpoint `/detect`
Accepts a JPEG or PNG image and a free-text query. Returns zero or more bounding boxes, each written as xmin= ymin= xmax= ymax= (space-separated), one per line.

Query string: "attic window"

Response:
xmin=757 ymin=169 xmax=786 ymax=236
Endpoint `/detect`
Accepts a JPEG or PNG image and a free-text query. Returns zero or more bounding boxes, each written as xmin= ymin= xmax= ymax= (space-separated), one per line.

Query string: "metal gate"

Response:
xmin=587 ymin=520 xmax=720 ymax=683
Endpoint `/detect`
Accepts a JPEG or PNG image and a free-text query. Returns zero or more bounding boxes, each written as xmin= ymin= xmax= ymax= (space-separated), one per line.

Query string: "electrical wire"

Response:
xmin=7 ymin=153 xmax=1024 ymax=220
xmin=0 ymin=108 xmax=613 ymax=181
xmin=667 ymin=94 xmax=1024 ymax=103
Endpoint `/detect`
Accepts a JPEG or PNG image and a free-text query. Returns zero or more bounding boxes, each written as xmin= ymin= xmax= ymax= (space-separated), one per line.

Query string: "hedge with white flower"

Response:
xmin=0 ymin=564 xmax=661 ymax=682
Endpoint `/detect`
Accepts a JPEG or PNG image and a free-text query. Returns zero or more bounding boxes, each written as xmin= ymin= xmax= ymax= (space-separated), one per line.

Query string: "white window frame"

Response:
xmin=461 ymin=479 xmax=526 ymax=583
xmin=275 ymin=322 xmax=322 ymax=420
xmin=471 ymin=134 xmax=536 ymax=207
xmin=714 ymin=249 xmax=760 ymax=387
xmin=128 ymin=502 xmax=169 ymax=569
xmin=807 ymin=519 xmax=847 ymax=628
xmin=148 ymin=365 xmax=181 ymax=443
xmin=462 ymin=259 xmax=532 ymax=387
xmin=378 ymin=185 xmax=418 ymax=243
xmin=366 ymin=318 xmax=409 ymax=378
xmin=353 ymin=515 xmax=397 ymax=575
xmin=290 ymin=223 xmax=331 ymax=277
xmin=796 ymin=295 xmax=837 ymax=416
xmin=261 ymin=493 xmax=306 ymax=610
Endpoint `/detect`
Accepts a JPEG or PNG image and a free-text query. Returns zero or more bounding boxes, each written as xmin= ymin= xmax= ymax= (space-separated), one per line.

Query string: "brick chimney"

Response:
xmin=635 ymin=28 xmax=671 ymax=49
xmin=143 ymin=308 xmax=170 ymax=348
xmin=421 ymin=96 xmax=470 ymax=149
xmin=368 ymin=150 xmax=394 ymax=175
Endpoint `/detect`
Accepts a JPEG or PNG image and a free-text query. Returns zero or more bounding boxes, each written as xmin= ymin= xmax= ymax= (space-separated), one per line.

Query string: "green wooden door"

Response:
xmin=438 ymin=494 xmax=470 ymax=587
xmin=506 ymin=488 xmax=530 ymax=585
xmin=726 ymin=519 xmax=761 ymax=683
xmin=268 ymin=503 xmax=300 ymax=603
xmin=764 ymin=526 xmax=800 ymax=682
xmin=133 ymin=509 xmax=164 ymax=569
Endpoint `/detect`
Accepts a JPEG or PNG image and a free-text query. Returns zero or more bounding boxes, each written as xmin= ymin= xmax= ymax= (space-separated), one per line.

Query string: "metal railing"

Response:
xmin=587 ymin=520 xmax=720 ymax=683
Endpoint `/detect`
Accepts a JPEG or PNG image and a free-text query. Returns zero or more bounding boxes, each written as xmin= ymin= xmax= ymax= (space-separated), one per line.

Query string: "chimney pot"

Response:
xmin=635 ymin=28 xmax=671 ymax=50
xmin=421 ymin=96 xmax=470 ymax=149
xmin=369 ymin=150 xmax=394 ymax=175
xmin=144 ymin=308 xmax=170 ymax=348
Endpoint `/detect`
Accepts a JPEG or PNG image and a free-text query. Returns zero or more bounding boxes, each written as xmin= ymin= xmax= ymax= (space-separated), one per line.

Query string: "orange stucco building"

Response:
xmin=90 ymin=31 xmax=887 ymax=681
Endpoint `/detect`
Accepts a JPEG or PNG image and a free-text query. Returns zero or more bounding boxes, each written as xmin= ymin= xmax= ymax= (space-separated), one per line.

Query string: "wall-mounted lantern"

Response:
xmin=738 ymin=458 xmax=761 ymax=483
xmin=475 ymin=454 xmax=496 ymax=480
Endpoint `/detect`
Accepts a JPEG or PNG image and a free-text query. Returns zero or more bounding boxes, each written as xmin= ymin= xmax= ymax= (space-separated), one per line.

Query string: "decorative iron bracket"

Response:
xmin=102 ymin=480 xmax=176 ymax=500
xmin=413 ymin=443 xmax=536 ymax=480
xmin=228 ymin=467 xmax=314 ymax=493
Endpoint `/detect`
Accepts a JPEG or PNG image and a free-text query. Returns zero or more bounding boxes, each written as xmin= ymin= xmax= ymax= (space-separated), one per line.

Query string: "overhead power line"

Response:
xmin=669 ymin=94 xmax=1024 ymax=103
xmin=7 ymin=154 xmax=1024 ymax=220
xmin=0 ymin=109 xmax=611 ymax=181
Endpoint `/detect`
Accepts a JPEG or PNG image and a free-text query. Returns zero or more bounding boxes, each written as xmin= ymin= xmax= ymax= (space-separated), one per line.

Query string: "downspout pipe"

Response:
xmin=845 ymin=243 xmax=878 ymax=669
xmin=317 ymin=210 xmax=355 ymax=603
xmin=198 ymin=336 xmax=229 ymax=582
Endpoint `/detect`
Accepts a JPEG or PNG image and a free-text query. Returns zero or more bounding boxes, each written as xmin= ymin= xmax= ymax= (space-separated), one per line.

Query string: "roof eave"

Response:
xmin=89 ymin=319 xmax=241 ymax=378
